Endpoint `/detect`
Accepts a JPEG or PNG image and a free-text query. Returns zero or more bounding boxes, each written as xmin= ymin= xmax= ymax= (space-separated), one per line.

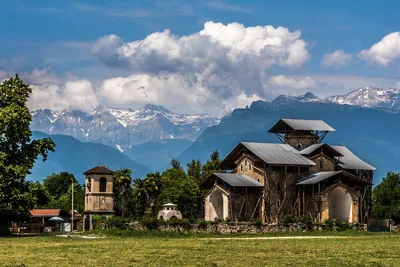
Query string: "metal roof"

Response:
xmin=331 ymin=146 xmax=376 ymax=171
xmin=268 ymin=119 xmax=335 ymax=133
xmin=299 ymin=143 xmax=343 ymax=157
xmin=241 ymin=142 xmax=316 ymax=166
xmin=213 ymin=173 xmax=264 ymax=187
xmin=297 ymin=171 xmax=342 ymax=185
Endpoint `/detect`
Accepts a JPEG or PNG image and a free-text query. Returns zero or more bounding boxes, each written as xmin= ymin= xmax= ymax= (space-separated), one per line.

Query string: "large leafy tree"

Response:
xmin=0 ymin=75 xmax=55 ymax=228
xmin=132 ymin=172 xmax=163 ymax=217
xmin=113 ymin=168 xmax=133 ymax=217
xmin=187 ymin=159 xmax=202 ymax=184
xmin=43 ymin=172 xmax=84 ymax=213
xmin=372 ymin=172 xmax=400 ymax=219
xmin=158 ymin=167 xmax=200 ymax=219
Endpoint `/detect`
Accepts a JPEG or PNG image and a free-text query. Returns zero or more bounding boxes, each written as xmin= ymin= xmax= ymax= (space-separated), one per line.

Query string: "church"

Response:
xmin=201 ymin=118 xmax=375 ymax=224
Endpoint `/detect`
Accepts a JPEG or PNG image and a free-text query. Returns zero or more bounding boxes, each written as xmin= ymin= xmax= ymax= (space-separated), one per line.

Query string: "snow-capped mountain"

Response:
xmin=272 ymin=92 xmax=321 ymax=104
xmin=325 ymin=86 xmax=400 ymax=110
xmin=30 ymin=104 xmax=220 ymax=152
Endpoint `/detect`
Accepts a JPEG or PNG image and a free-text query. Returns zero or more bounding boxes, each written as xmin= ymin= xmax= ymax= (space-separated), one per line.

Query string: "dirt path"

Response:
xmin=205 ymin=236 xmax=349 ymax=240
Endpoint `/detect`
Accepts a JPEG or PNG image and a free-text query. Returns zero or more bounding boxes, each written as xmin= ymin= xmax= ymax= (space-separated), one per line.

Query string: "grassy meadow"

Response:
xmin=1 ymin=231 xmax=399 ymax=266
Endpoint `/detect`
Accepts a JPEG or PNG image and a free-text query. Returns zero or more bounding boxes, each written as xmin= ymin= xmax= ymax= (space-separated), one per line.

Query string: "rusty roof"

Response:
xmin=30 ymin=209 xmax=61 ymax=217
xmin=83 ymin=165 xmax=114 ymax=175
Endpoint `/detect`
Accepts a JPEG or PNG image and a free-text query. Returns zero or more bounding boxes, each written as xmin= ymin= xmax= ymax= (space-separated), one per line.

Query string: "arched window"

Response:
xmin=99 ymin=177 xmax=107 ymax=192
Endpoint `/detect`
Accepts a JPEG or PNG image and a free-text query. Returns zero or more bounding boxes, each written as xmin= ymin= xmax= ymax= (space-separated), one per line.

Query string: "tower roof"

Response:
xmin=268 ymin=119 xmax=335 ymax=133
xmin=83 ymin=166 xmax=114 ymax=175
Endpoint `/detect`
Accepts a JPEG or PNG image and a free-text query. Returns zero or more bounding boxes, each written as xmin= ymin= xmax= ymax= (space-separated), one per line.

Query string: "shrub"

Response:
xmin=323 ymin=218 xmax=334 ymax=230
xmin=333 ymin=218 xmax=350 ymax=231
xmin=140 ymin=217 xmax=159 ymax=231
xmin=197 ymin=219 xmax=208 ymax=229
xmin=105 ymin=216 xmax=130 ymax=230
xmin=282 ymin=215 xmax=294 ymax=224
xmin=251 ymin=219 xmax=263 ymax=228
xmin=224 ymin=218 xmax=234 ymax=225
xmin=166 ymin=218 xmax=192 ymax=230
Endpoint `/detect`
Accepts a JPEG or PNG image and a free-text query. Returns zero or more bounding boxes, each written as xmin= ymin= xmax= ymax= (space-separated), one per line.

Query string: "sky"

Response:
xmin=1 ymin=0 xmax=400 ymax=115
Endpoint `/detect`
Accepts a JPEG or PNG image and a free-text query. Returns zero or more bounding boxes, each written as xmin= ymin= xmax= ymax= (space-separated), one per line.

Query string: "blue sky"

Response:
xmin=1 ymin=0 xmax=400 ymax=114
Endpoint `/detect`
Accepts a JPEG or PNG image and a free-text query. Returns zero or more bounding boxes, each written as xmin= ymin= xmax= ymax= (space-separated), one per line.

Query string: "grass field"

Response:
xmin=1 ymin=231 xmax=399 ymax=266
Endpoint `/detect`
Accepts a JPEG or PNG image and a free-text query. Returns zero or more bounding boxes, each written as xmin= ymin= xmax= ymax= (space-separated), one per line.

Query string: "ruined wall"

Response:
xmin=309 ymin=154 xmax=336 ymax=174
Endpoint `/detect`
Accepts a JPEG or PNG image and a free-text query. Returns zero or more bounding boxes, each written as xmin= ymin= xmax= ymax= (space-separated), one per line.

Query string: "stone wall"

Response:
xmin=115 ymin=222 xmax=367 ymax=233
xmin=309 ymin=154 xmax=336 ymax=174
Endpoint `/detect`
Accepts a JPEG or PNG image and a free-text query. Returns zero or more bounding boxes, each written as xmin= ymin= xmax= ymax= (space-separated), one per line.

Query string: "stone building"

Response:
xmin=201 ymin=119 xmax=375 ymax=224
xmin=83 ymin=166 xmax=115 ymax=231
xmin=157 ymin=203 xmax=183 ymax=221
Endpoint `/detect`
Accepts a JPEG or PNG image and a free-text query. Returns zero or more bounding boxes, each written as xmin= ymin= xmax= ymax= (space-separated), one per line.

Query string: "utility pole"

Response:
xmin=71 ymin=177 xmax=74 ymax=232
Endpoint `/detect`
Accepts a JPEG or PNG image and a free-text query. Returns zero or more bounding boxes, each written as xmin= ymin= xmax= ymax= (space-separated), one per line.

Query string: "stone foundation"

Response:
xmin=99 ymin=222 xmax=367 ymax=233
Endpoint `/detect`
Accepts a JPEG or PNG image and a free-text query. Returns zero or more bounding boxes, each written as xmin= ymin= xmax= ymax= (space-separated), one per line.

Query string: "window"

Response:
xmin=277 ymin=182 xmax=281 ymax=192
xmin=245 ymin=160 xmax=247 ymax=166
xmin=240 ymin=165 xmax=243 ymax=171
xmin=99 ymin=177 xmax=107 ymax=192
xmin=249 ymin=163 xmax=252 ymax=170
xmin=277 ymin=200 xmax=281 ymax=208
xmin=320 ymin=160 xmax=324 ymax=169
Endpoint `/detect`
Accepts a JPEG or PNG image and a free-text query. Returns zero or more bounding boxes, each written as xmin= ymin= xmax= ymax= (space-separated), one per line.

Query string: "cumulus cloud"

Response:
xmin=321 ymin=50 xmax=352 ymax=68
xmin=12 ymin=69 xmax=100 ymax=112
xmin=358 ymin=32 xmax=400 ymax=65
xmin=91 ymin=21 xmax=310 ymax=113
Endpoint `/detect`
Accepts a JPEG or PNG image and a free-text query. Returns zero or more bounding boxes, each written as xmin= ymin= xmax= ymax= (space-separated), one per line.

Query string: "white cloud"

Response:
xmin=358 ymin=32 xmax=400 ymax=65
xmin=321 ymin=50 xmax=352 ymax=68
xmin=18 ymin=69 xmax=99 ymax=112
xmin=91 ymin=21 xmax=310 ymax=114
xmin=269 ymin=75 xmax=317 ymax=90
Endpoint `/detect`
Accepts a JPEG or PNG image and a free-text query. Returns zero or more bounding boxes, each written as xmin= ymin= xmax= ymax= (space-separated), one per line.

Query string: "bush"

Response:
xmin=282 ymin=215 xmax=294 ymax=225
xmin=295 ymin=215 xmax=312 ymax=224
xmin=165 ymin=218 xmax=192 ymax=230
xmin=140 ymin=217 xmax=159 ymax=231
xmin=323 ymin=218 xmax=334 ymax=230
xmin=105 ymin=216 xmax=130 ymax=230
xmin=251 ymin=219 xmax=263 ymax=228
xmin=197 ymin=219 xmax=208 ymax=229
xmin=333 ymin=218 xmax=351 ymax=231
xmin=224 ymin=218 xmax=234 ymax=225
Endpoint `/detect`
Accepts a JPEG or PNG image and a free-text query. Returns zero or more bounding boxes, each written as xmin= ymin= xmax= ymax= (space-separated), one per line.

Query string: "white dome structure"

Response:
xmin=157 ymin=203 xmax=182 ymax=220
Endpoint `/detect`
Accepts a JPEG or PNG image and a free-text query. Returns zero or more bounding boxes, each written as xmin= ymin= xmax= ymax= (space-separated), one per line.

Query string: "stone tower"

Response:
xmin=268 ymin=118 xmax=335 ymax=149
xmin=83 ymin=166 xmax=115 ymax=231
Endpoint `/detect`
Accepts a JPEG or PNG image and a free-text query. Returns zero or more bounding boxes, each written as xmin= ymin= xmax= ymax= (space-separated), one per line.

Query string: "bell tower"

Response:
xmin=83 ymin=166 xmax=115 ymax=231
xmin=268 ymin=118 xmax=335 ymax=149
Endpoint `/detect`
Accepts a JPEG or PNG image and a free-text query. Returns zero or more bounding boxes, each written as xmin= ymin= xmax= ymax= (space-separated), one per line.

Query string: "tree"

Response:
xmin=43 ymin=172 xmax=84 ymax=213
xmin=132 ymin=172 xmax=163 ymax=217
xmin=43 ymin=172 xmax=75 ymax=199
xmin=170 ymin=157 xmax=182 ymax=170
xmin=372 ymin=172 xmax=400 ymax=219
xmin=158 ymin=168 xmax=200 ymax=219
xmin=0 ymin=75 xmax=55 ymax=232
xmin=113 ymin=168 xmax=133 ymax=217
xmin=29 ymin=182 xmax=51 ymax=208
xmin=201 ymin=150 xmax=223 ymax=183
xmin=187 ymin=159 xmax=202 ymax=184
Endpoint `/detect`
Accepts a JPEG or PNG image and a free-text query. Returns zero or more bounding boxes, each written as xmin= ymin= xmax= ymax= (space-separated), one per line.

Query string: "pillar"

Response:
xmin=82 ymin=215 xmax=86 ymax=232
xmin=89 ymin=214 xmax=93 ymax=231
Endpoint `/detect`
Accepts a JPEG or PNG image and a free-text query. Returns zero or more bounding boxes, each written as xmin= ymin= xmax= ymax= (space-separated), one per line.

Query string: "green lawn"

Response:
xmin=0 ymin=232 xmax=399 ymax=266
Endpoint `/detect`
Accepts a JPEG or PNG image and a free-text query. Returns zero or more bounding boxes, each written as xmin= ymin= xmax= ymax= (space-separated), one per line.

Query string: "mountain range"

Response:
xmin=31 ymin=104 xmax=220 ymax=152
xmin=29 ymin=132 xmax=151 ymax=183
xmin=29 ymin=86 xmax=400 ymax=183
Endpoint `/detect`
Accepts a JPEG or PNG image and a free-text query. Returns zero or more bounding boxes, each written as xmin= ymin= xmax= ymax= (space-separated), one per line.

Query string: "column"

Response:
xmin=82 ymin=215 xmax=86 ymax=232
xmin=89 ymin=214 xmax=93 ymax=231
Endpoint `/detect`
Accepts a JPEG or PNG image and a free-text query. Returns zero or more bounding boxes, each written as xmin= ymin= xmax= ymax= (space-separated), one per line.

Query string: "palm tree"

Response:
xmin=133 ymin=172 xmax=163 ymax=215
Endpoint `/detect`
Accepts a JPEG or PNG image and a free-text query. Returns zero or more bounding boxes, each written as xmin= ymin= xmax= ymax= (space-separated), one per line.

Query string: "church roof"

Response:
xmin=83 ymin=166 xmax=114 ymax=175
xmin=220 ymin=142 xmax=316 ymax=169
xmin=268 ymin=119 xmax=335 ymax=133
xmin=213 ymin=173 xmax=264 ymax=187
xmin=331 ymin=146 xmax=376 ymax=171
xmin=297 ymin=171 xmax=343 ymax=185
xmin=299 ymin=143 xmax=343 ymax=157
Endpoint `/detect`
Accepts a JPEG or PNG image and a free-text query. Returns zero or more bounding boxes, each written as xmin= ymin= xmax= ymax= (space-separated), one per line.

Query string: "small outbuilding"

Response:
xmin=157 ymin=203 xmax=182 ymax=221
